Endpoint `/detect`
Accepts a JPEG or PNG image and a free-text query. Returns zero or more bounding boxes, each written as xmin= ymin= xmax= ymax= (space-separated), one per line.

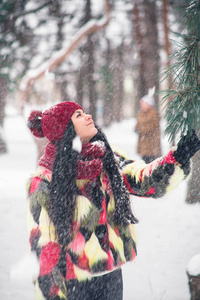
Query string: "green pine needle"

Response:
xmin=160 ymin=0 xmax=200 ymax=142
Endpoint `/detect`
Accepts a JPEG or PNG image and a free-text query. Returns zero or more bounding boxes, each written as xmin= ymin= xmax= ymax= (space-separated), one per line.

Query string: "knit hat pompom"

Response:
xmin=27 ymin=102 xmax=83 ymax=142
xmin=27 ymin=110 xmax=44 ymax=138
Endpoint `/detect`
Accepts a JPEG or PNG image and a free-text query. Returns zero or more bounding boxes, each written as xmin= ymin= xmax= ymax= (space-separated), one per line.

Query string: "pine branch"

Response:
xmin=160 ymin=0 xmax=200 ymax=142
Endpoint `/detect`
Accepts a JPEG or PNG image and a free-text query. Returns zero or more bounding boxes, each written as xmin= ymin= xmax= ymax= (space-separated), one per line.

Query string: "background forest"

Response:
xmin=0 ymin=0 xmax=181 ymax=143
xmin=1 ymin=0 xmax=200 ymax=197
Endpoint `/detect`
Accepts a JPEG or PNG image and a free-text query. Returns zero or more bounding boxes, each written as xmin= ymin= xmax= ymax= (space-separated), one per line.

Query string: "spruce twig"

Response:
xmin=160 ymin=0 xmax=200 ymax=142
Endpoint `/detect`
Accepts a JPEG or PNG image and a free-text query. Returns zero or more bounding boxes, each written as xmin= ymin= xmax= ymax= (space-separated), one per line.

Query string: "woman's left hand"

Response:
xmin=174 ymin=130 xmax=200 ymax=165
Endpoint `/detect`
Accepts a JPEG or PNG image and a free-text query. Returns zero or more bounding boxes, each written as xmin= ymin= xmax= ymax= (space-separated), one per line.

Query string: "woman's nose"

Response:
xmin=86 ymin=114 xmax=92 ymax=120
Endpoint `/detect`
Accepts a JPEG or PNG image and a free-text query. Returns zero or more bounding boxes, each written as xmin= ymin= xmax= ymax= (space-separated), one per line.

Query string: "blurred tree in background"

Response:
xmin=0 ymin=0 xmax=34 ymax=153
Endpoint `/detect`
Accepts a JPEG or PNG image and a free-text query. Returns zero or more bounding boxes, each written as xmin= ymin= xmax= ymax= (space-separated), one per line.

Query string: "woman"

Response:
xmin=135 ymin=94 xmax=160 ymax=163
xmin=27 ymin=101 xmax=200 ymax=300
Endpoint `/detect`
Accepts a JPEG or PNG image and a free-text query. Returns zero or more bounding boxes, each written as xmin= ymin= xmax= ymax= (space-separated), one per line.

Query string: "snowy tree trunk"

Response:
xmin=84 ymin=0 xmax=97 ymax=122
xmin=0 ymin=76 xmax=8 ymax=154
xmin=187 ymin=274 xmax=200 ymax=300
xmin=162 ymin=0 xmax=172 ymax=88
xmin=76 ymin=66 xmax=84 ymax=107
xmin=186 ymin=128 xmax=200 ymax=203
xmin=103 ymin=39 xmax=114 ymax=127
xmin=60 ymin=80 xmax=70 ymax=102
xmin=142 ymin=0 xmax=160 ymax=105
xmin=133 ymin=0 xmax=161 ymax=105
xmin=187 ymin=254 xmax=200 ymax=300
xmin=113 ymin=44 xmax=124 ymax=123
xmin=132 ymin=1 xmax=146 ymax=111
xmin=87 ymin=34 xmax=97 ymax=121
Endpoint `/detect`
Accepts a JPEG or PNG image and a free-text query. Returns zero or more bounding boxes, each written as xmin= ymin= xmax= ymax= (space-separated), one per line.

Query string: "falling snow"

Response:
xmin=0 ymin=105 xmax=200 ymax=300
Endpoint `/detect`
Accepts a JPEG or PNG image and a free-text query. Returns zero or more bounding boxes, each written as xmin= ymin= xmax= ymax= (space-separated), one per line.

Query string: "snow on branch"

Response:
xmin=19 ymin=0 xmax=111 ymax=94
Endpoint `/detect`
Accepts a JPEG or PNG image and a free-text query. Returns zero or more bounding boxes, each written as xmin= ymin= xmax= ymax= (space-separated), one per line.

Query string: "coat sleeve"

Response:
xmin=26 ymin=176 xmax=67 ymax=299
xmin=121 ymin=149 xmax=191 ymax=198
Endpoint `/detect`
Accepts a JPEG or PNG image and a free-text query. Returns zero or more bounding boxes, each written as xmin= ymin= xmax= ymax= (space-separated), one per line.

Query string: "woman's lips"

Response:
xmin=87 ymin=121 xmax=93 ymax=126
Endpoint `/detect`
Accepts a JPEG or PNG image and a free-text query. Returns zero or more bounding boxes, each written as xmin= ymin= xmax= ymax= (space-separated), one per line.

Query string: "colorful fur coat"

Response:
xmin=27 ymin=145 xmax=190 ymax=299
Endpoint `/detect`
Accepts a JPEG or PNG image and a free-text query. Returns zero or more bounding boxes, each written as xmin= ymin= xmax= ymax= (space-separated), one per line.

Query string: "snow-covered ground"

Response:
xmin=0 ymin=105 xmax=200 ymax=300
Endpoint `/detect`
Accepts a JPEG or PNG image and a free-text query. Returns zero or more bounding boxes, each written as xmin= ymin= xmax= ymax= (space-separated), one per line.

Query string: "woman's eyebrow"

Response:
xmin=75 ymin=110 xmax=84 ymax=114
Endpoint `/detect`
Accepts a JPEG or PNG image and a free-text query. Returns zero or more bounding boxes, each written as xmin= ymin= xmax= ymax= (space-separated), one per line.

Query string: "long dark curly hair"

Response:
xmin=49 ymin=122 xmax=138 ymax=247
xmin=91 ymin=126 xmax=138 ymax=226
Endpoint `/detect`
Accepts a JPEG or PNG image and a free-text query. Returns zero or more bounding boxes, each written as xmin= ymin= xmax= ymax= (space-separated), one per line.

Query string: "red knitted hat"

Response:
xmin=27 ymin=101 xmax=83 ymax=142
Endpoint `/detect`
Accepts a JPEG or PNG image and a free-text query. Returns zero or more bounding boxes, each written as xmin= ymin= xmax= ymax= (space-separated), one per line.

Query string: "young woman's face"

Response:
xmin=71 ymin=109 xmax=98 ymax=143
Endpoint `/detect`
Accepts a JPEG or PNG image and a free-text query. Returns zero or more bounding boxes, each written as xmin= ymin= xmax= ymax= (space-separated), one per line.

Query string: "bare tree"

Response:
xmin=103 ymin=39 xmax=114 ymax=127
xmin=19 ymin=0 xmax=111 ymax=110
xmin=133 ymin=0 xmax=160 ymax=104
xmin=186 ymin=149 xmax=200 ymax=204
xmin=0 ymin=76 xmax=7 ymax=154
xmin=76 ymin=65 xmax=84 ymax=107
xmin=132 ymin=1 xmax=146 ymax=112
xmin=162 ymin=0 xmax=173 ymax=90
xmin=83 ymin=0 xmax=97 ymax=121
xmin=113 ymin=43 xmax=124 ymax=122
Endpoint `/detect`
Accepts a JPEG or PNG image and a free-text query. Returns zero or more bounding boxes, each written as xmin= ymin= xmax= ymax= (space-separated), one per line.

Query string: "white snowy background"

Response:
xmin=0 ymin=104 xmax=200 ymax=300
